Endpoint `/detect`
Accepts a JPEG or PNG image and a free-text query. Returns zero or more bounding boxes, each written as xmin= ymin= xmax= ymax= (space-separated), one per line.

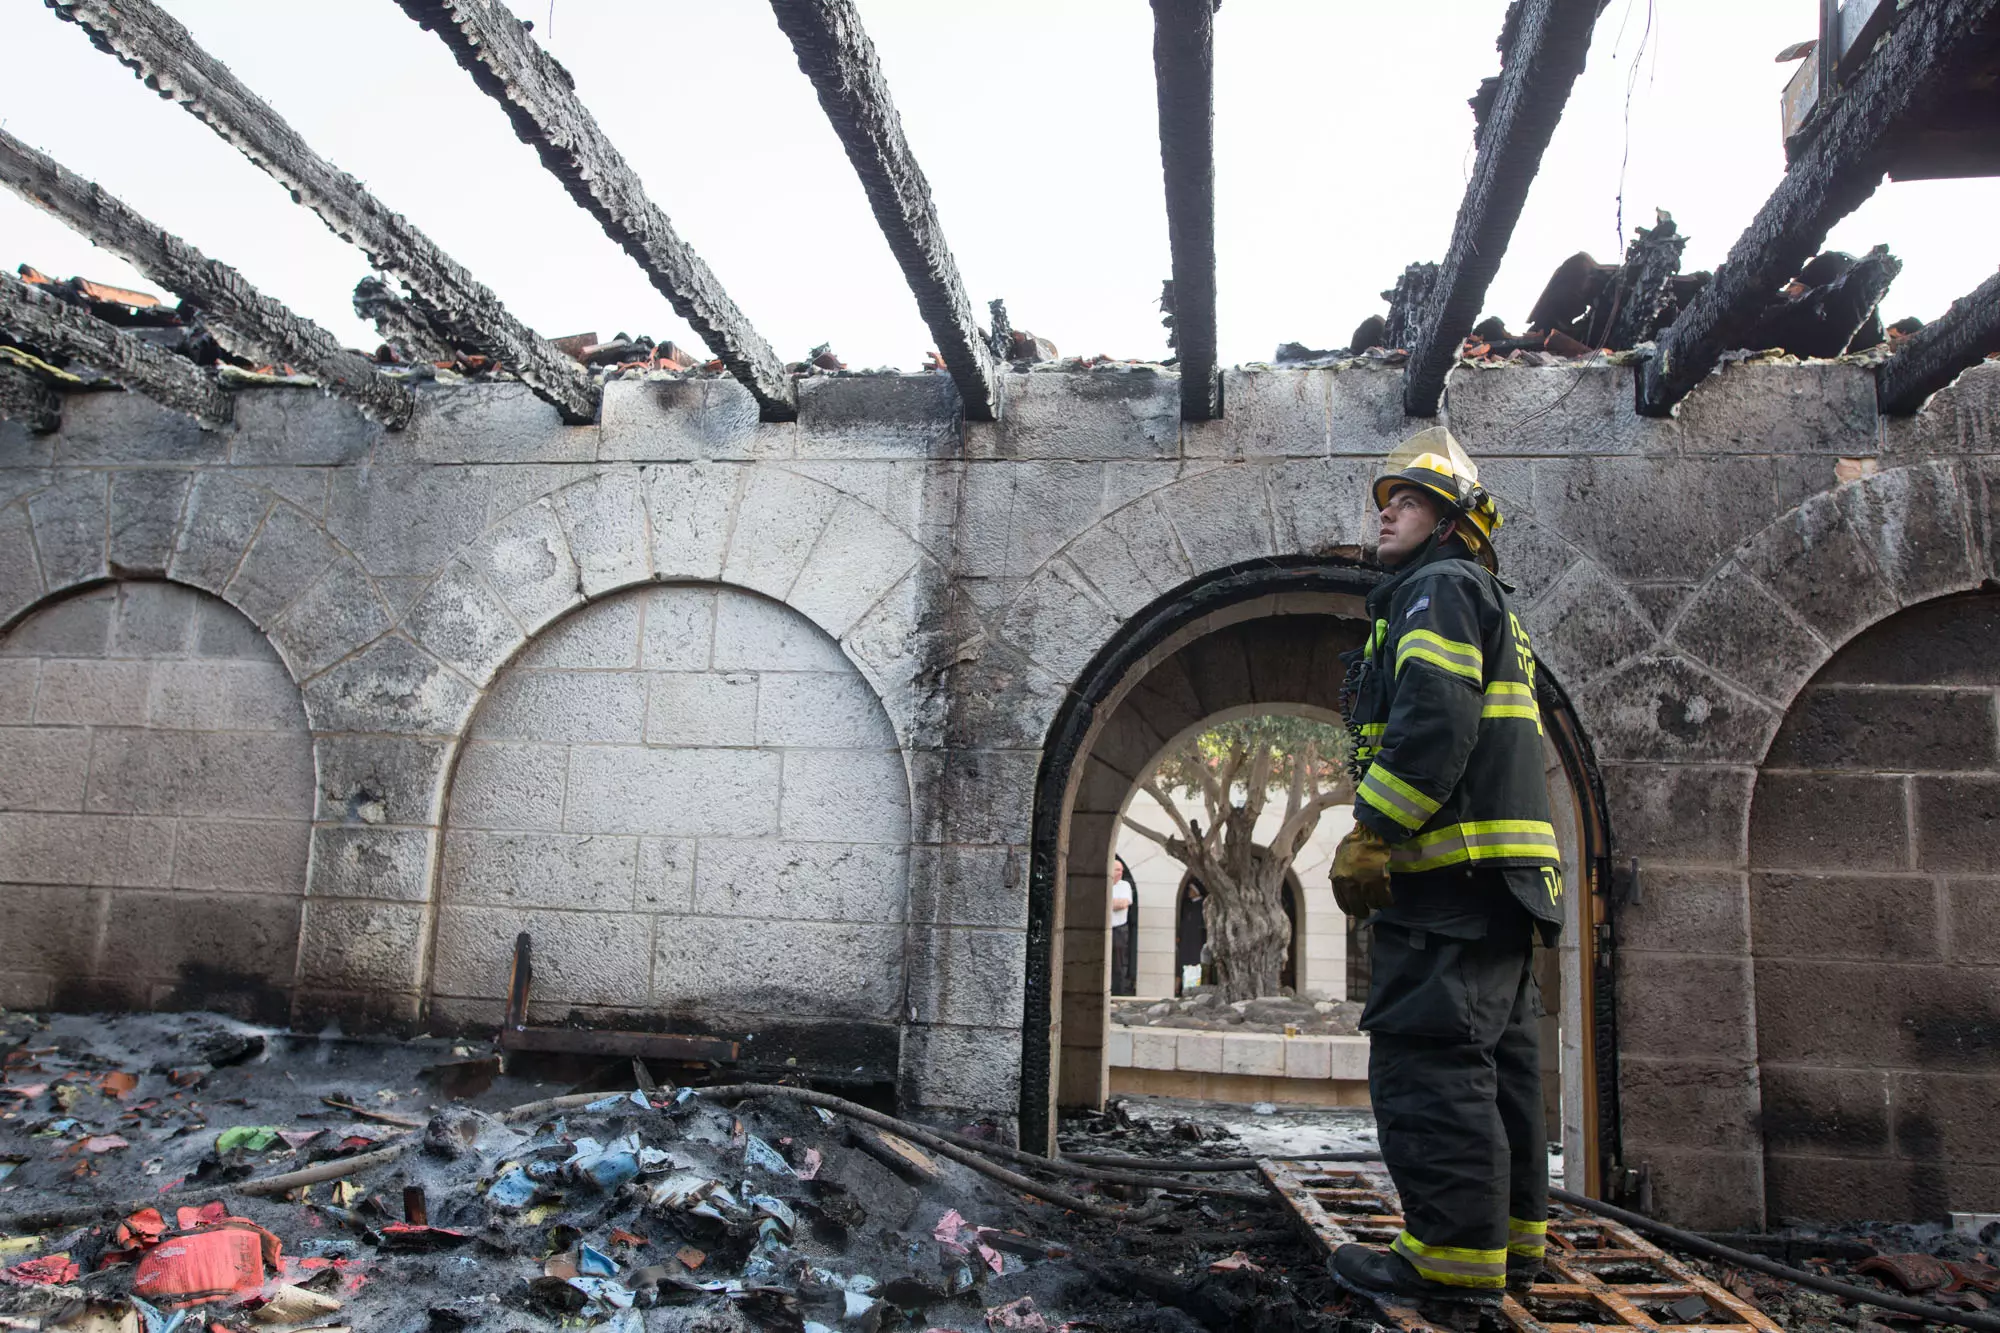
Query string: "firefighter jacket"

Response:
xmin=1343 ymin=539 xmax=1564 ymax=930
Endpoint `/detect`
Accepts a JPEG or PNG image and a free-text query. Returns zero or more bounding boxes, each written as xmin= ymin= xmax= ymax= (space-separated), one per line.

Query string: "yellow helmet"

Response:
xmin=1372 ymin=426 xmax=1504 ymax=571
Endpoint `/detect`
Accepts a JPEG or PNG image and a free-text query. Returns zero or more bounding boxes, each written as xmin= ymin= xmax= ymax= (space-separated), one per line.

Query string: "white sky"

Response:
xmin=4 ymin=1 xmax=1998 ymax=371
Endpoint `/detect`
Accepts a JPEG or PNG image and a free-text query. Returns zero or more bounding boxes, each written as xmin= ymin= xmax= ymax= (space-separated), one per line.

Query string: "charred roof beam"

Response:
xmin=0 ymin=356 xmax=64 ymax=435
xmin=1150 ymin=0 xmax=1221 ymax=421
xmin=771 ymin=0 xmax=1000 ymax=421
xmin=0 ymin=272 xmax=232 ymax=429
xmin=0 ymin=130 xmax=414 ymax=429
xmin=1637 ymin=0 xmax=2000 ymax=417
xmin=47 ymin=0 xmax=599 ymax=424
xmin=399 ymin=0 xmax=797 ymax=421
xmin=1403 ymin=0 xmax=1610 ymax=417
xmin=1876 ymin=267 xmax=2000 ymax=415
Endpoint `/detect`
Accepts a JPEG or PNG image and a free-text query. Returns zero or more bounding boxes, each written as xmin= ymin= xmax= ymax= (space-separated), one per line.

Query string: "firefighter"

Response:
xmin=1327 ymin=426 xmax=1564 ymax=1306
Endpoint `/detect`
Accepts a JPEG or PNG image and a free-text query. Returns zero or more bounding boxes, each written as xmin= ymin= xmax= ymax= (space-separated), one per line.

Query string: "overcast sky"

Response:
xmin=5 ymin=1 xmax=1998 ymax=372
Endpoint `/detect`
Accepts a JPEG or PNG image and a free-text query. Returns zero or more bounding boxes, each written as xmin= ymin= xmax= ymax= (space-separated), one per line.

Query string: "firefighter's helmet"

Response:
xmin=1372 ymin=426 xmax=1503 ymax=571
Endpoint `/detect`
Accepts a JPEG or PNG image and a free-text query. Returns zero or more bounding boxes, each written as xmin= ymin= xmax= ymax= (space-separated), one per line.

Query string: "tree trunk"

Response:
xmin=1195 ymin=814 xmax=1293 ymax=1003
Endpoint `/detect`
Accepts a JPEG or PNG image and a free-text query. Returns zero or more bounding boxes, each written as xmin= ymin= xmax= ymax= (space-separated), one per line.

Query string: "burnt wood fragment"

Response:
xmin=770 ymin=0 xmax=999 ymax=420
xmin=1599 ymin=211 xmax=1690 ymax=350
xmin=1637 ymin=0 xmax=2000 ymax=415
xmin=1747 ymin=244 xmax=1902 ymax=359
xmin=1877 ymin=267 xmax=2000 ymax=414
xmin=353 ymin=276 xmax=459 ymax=368
xmin=1382 ymin=263 xmax=1439 ymax=353
xmin=1404 ymin=0 xmax=1610 ymax=415
xmin=1150 ymin=0 xmax=1221 ymax=420
xmin=0 ymin=272 xmax=231 ymax=429
xmin=0 ymin=130 xmax=414 ymax=428
xmin=397 ymin=0 xmax=795 ymax=420
xmin=47 ymin=0 xmax=599 ymax=424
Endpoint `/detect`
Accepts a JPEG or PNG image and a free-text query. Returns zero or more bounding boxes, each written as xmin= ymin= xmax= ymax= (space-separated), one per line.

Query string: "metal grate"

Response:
xmin=1262 ymin=1160 xmax=1782 ymax=1333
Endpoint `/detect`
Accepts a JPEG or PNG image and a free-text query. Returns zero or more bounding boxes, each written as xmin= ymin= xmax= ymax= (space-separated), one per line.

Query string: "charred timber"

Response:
xmin=1403 ymin=0 xmax=1609 ymax=416
xmin=770 ymin=0 xmax=999 ymax=421
xmin=1382 ymin=263 xmax=1439 ymax=353
xmin=1637 ymin=0 xmax=2000 ymax=416
xmin=0 ymin=361 xmax=62 ymax=435
xmin=0 ymin=130 xmax=413 ymax=429
xmin=46 ymin=0 xmax=599 ymax=424
xmin=1877 ymin=267 xmax=2000 ymax=414
xmin=1747 ymin=244 xmax=1902 ymax=359
xmin=397 ymin=0 xmax=796 ymax=422
xmin=1150 ymin=0 xmax=1221 ymax=420
xmin=0 ymin=273 xmax=231 ymax=429
xmin=353 ymin=276 xmax=459 ymax=368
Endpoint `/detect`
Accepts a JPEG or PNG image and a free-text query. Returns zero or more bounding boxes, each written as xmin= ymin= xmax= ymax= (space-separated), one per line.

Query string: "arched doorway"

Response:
xmin=1021 ymin=557 xmax=1614 ymax=1193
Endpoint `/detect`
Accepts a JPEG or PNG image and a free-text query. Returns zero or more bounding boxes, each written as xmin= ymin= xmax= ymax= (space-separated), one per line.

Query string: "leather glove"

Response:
xmin=1330 ymin=824 xmax=1393 ymax=917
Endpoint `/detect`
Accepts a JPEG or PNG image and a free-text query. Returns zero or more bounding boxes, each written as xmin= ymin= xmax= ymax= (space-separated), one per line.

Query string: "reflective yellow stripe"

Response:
xmin=1509 ymin=1217 xmax=1549 ymax=1236
xmin=1396 ymin=629 xmax=1482 ymax=683
xmin=1482 ymin=680 xmax=1542 ymax=731
xmin=1485 ymin=681 xmax=1535 ymax=698
xmin=1358 ymin=763 xmax=1441 ymax=832
xmin=1358 ymin=722 xmax=1387 ymax=737
xmin=1509 ymin=1217 xmax=1548 ymax=1258
xmin=1509 ymin=1239 xmax=1547 ymax=1258
xmin=1389 ymin=819 xmax=1560 ymax=872
xmin=1391 ymin=1230 xmax=1507 ymax=1288
xmin=1480 ymin=704 xmax=1540 ymax=721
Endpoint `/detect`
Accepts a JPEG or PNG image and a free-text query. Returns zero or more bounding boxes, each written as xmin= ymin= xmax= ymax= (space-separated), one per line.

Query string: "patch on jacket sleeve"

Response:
xmin=1404 ymin=595 xmax=1430 ymax=619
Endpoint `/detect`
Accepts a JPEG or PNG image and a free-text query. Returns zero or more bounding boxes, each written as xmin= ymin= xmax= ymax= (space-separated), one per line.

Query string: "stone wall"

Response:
xmin=4 ymin=356 xmax=1999 ymax=1227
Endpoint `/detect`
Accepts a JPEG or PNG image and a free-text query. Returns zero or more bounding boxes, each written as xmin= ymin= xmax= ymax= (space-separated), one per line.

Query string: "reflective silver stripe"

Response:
xmin=1391 ymin=1234 xmax=1507 ymax=1280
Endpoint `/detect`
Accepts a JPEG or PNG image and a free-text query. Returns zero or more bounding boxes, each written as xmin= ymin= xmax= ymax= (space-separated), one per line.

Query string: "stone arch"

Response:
xmin=426 ymin=580 xmax=914 ymax=1084
xmin=0 ymin=577 xmax=315 ymax=1022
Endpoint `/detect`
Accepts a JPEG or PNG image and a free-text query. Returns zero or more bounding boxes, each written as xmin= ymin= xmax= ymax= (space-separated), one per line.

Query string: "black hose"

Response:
xmin=1064 ymin=1149 xmax=1380 ymax=1173
xmin=1551 ymin=1187 xmax=2000 ymax=1333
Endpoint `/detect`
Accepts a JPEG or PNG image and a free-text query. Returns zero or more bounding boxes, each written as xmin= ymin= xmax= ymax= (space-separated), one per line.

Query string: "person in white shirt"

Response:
xmin=1110 ymin=856 xmax=1136 ymax=996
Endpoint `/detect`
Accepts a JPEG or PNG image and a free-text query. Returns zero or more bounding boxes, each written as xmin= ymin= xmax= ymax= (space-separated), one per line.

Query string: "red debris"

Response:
xmin=1857 ymin=1252 xmax=1953 ymax=1293
xmin=3 ymin=1253 xmax=80 ymax=1285
xmin=133 ymin=1221 xmax=276 ymax=1309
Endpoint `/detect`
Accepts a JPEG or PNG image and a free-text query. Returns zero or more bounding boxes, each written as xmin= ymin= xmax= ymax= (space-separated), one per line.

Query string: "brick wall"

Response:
xmin=1751 ymin=591 xmax=2000 ymax=1221
xmin=0 ymin=580 xmax=313 ymax=1020
xmin=430 ymin=583 xmax=912 ymax=1041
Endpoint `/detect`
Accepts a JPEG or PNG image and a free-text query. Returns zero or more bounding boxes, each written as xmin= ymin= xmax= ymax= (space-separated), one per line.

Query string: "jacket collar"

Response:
xmin=1367 ymin=534 xmax=1474 ymax=616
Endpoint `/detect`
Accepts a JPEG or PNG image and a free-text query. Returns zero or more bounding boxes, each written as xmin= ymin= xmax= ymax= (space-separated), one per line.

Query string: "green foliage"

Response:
xmin=1153 ymin=713 xmax=1349 ymax=799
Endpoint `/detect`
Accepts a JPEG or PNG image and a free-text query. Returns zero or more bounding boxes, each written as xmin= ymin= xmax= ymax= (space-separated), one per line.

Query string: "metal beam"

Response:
xmin=1638 ymin=0 xmax=2000 ymax=416
xmin=1877 ymin=268 xmax=2000 ymax=415
xmin=1403 ymin=0 xmax=1609 ymax=417
xmin=1150 ymin=0 xmax=1220 ymax=421
xmin=0 ymin=272 xmax=232 ymax=429
xmin=770 ymin=0 xmax=1000 ymax=421
xmin=0 ymin=130 xmax=414 ymax=429
xmin=397 ymin=0 xmax=797 ymax=421
xmin=47 ymin=0 xmax=599 ymax=424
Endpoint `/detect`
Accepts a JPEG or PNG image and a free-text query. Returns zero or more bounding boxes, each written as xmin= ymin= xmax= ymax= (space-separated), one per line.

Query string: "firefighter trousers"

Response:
xmin=1361 ymin=879 xmax=1546 ymax=1291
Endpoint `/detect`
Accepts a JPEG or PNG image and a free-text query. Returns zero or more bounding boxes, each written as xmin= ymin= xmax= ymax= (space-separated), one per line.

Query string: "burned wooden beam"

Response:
xmin=1403 ymin=0 xmax=1610 ymax=416
xmin=1877 ymin=267 xmax=2000 ymax=414
xmin=0 ymin=272 xmax=231 ymax=429
xmin=395 ymin=0 xmax=796 ymax=422
xmin=0 ymin=130 xmax=414 ymax=429
xmin=353 ymin=276 xmax=459 ymax=367
xmin=1150 ymin=0 xmax=1221 ymax=420
xmin=0 ymin=357 xmax=63 ymax=434
xmin=1638 ymin=0 xmax=2000 ymax=416
xmin=770 ymin=0 xmax=1000 ymax=421
xmin=47 ymin=0 xmax=599 ymax=424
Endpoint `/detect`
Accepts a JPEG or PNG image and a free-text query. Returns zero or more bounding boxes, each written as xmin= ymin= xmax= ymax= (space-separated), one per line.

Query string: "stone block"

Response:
xmin=1176 ymin=1030 xmax=1224 ymax=1073
xmin=1750 ymin=772 xmax=1908 ymax=871
xmin=754 ymin=671 xmax=893 ymax=749
xmin=314 ymin=734 xmax=451 ymax=826
xmin=976 ymin=372 xmax=1177 ymax=461
xmin=1946 ymin=878 xmax=2000 ymax=963
xmin=1105 ymin=1026 xmax=1134 ymax=1065
xmin=1152 ymin=463 xmax=1278 ymax=574
xmin=1572 ymin=655 xmax=1779 ymax=763
xmin=27 ymin=472 xmax=108 ymax=589
xmin=721 ymin=469 xmax=842 ymax=601
xmin=1327 ymin=1036 xmax=1369 ymax=1080
xmin=636 ymin=837 xmax=695 ymax=911
xmin=655 ymin=917 xmax=904 ymax=1019
xmin=1616 ymin=868 xmax=1749 ymax=955
xmin=644 ymin=462 xmax=740 ymax=581
xmin=953 ymin=461 xmax=1103 ymax=578
xmin=632 ymin=586 xmax=710 ymax=669
xmin=301 ymin=635 xmax=477 ymax=735
xmin=326 ymin=465 xmax=490 ymax=577
xmin=1756 ymin=958 xmax=2000 ymax=1069
xmin=553 ymin=470 xmax=651 ymax=596
xmin=1737 ymin=490 xmax=1900 ymax=650
xmin=467 ymin=498 xmax=581 ymax=636
xmin=1130 ymin=1028 xmax=1178 ymax=1070
xmin=1758 ymin=1064 xmax=1892 ymax=1155
xmin=297 ymin=899 xmax=425 ymax=990
xmin=907 ymin=843 xmax=1029 ymax=929
xmin=110 ymin=581 xmax=201 ymax=658
xmin=566 ymin=746 xmax=782 ymax=836
xmin=999 ymin=562 xmax=1122 ymax=684
xmin=901 ymin=1023 xmax=1022 ymax=1113
xmin=169 ymin=472 xmax=272 ymax=594
xmin=85 ymin=730 xmax=314 ymax=820
xmin=1670 ymin=562 xmax=1829 ymax=706
xmin=1837 ymin=461 xmax=1979 ymax=606
xmin=1285 ymin=1036 xmax=1333 ymax=1080
xmin=512 ymin=589 xmax=642 ymax=671
xmin=0 ymin=727 xmax=90 ymax=810
xmin=1601 ymin=762 xmax=1753 ymax=864
xmin=713 ymin=586 xmax=848 ymax=671
xmin=173 ymin=817 xmax=309 ymax=892
xmin=1816 ymin=592 xmax=2000 ymax=686
xmin=392 ymin=381 xmax=593 ymax=464
xmin=431 ymin=902 xmax=648 ymax=1005
xmin=648 ymin=672 xmax=759 ymax=746
xmin=1530 ymin=456 xmax=1800 ymax=584
xmin=1616 ymin=1055 xmax=1761 ymax=1154
xmin=6 ymin=586 xmax=111 ymax=657
xmin=1489 ymin=518 xmax=1582 ymax=610
xmin=1893 ymin=1071 xmax=2000 ymax=1163
xmin=0 ymin=659 xmax=37 ymax=722
xmin=1768 ymin=685 xmax=1996 ymax=771
xmin=1674 ymin=362 xmax=1877 ymax=455
xmin=267 ymin=556 xmax=392 ymax=679
xmin=147 ymin=659 xmax=302 ymax=731
xmin=1522 ymin=560 xmax=1656 ymax=692
xmin=439 ymin=829 xmax=637 ymax=911
xmin=694 ymin=840 xmax=905 ymax=922
xmin=1753 ymin=871 xmax=1940 ymax=961
xmin=405 ymin=559 xmax=525 ymax=684
xmin=1615 ymin=953 xmax=1754 ymax=1061
xmin=781 ymin=749 xmax=909 ymax=841
xmin=308 ymin=825 xmax=434 ymax=902
xmin=0 ymin=811 xmax=176 ymax=887
xmin=1448 ymin=364 xmax=1671 ymax=457
xmin=1220 ymin=1032 xmax=1286 ymax=1077
xmin=1268 ymin=456 xmax=1373 ymax=558
xmin=235 ymin=465 xmax=327 ymax=517
xmin=600 ymin=376 xmax=790 ymax=462
xmin=1763 ymin=1153 xmax=2000 ymax=1225
xmin=107 ymin=470 xmax=192 ymax=575
xmin=445 ymin=741 xmax=567 ymax=831
xmin=1059 ymin=494 xmax=1195 ymax=617
xmin=0 ymin=882 xmax=100 ymax=973
xmin=55 ymin=390 xmax=220 ymax=464
xmin=475 ymin=668 xmax=647 ymax=743
xmin=1196 ymin=369 xmax=1328 ymax=460
xmin=788 ymin=499 xmax=926 ymax=639
xmin=1325 ymin=365 xmax=1408 ymax=455
xmin=1889 ymin=360 xmax=2000 ymax=455
xmin=224 ymin=502 xmax=337 ymax=623
xmin=906 ymin=926 xmax=1027 ymax=1026
xmin=797 ymin=374 xmax=961 ymax=459
xmin=1637 ymin=1148 xmax=1765 ymax=1231
xmin=98 ymin=889 xmax=299 ymax=986
xmin=1914 ymin=775 xmax=2000 ymax=873
xmin=33 ymin=659 xmax=151 ymax=726
xmin=227 ymin=387 xmax=382 ymax=465
xmin=0 ymin=505 xmax=48 ymax=624
xmin=939 ymin=749 xmax=1038 ymax=845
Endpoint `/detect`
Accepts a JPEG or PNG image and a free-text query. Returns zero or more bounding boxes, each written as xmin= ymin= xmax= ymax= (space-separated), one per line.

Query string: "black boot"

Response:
xmin=1331 ymin=1244 xmax=1504 ymax=1307
xmin=1507 ymin=1254 xmax=1545 ymax=1291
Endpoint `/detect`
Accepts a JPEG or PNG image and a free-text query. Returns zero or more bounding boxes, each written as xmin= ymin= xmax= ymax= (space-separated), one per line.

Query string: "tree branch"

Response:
xmin=1139 ymin=780 xmax=1198 ymax=849
xmin=1272 ymin=790 xmax=1350 ymax=867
